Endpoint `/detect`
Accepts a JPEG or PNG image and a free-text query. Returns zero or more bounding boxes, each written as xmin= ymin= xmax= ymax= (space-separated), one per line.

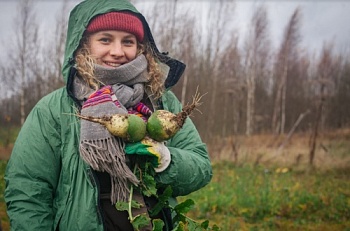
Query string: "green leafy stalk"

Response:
xmin=115 ymin=164 xmax=150 ymax=230
xmin=116 ymin=160 xmax=220 ymax=231
xmin=128 ymin=180 xmax=135 ymax=221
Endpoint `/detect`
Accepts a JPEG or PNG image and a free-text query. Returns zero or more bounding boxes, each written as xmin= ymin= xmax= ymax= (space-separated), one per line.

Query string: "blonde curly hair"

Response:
xmin=74 ymin=35 xmax=165 ymax=99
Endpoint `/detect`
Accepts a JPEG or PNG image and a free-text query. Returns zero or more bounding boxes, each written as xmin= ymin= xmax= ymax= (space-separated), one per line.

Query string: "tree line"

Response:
xmin=1 ymin=0 xmax=349 ymax=149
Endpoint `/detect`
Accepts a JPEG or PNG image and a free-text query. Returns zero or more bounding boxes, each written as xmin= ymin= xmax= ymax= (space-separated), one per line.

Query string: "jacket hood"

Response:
xmin=62 ymin=0 xmax=185 ymax=90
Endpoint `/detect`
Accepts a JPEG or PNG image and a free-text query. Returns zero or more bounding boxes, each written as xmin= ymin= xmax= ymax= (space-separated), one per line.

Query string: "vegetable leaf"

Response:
xmin=125 ymin=160 xmax=221 ymax=231
xmin=149 ymin=186 xmax=172 ymax=217
xmin=201 ymin=220 xmax=209 ymax=229
xmin=115 ymin=201 xmax=128 ymax=211
xmin=142 ymin=172 xmax=157 ymax=197
xmin=152 ymin=219 xmax=165 ymax=231
xmin=131 ymin=213 xmax=151 ymax=230
xmin=115 ymin=200 xmax=142 ymax=211
xmin=173 ymin=221 xmax=186 ymax=231
xmin=174 ymin=199 xmax=195 ymax=214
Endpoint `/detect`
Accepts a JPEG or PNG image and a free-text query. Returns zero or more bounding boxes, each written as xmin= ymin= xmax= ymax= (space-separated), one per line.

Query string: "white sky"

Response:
xmin=0 ymin=0 xmax=349 ymax=60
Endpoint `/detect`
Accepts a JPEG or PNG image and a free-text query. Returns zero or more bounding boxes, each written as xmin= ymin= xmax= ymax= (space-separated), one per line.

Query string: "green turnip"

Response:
xmin=147 ymin=90 xmax=203 ymax=142
xmin=76 ymin=113 xmax=146 ymax=142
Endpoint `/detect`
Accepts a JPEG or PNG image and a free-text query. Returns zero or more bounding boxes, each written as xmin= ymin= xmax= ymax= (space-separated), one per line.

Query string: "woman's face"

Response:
xmin=88 ymin=30 xmax=138 ymax=68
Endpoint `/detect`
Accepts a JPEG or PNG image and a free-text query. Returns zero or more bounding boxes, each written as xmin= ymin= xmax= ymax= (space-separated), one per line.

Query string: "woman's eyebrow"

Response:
xmin=123 ymin=34 xmax=136 ymax=39
xmin=98 ymin=32 xmax=113 ymax=37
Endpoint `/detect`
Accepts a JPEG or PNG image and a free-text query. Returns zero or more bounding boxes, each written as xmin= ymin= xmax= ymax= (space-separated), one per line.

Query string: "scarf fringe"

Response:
xmin=80 ymin=137 xmax=139 ymax=203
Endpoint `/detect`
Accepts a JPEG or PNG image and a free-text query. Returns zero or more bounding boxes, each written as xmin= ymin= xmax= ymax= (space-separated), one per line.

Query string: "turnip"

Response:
xmin=76 ymin=113 xmax=146 ymax=142
xmin=147 ymin=90 xmax=204 ymax=142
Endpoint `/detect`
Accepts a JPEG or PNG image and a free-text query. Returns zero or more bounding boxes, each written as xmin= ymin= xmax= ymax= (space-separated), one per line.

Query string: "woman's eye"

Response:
xmin=99 ymin=38 xmax=110 ymax=43
xmin=123 ymin=39 xmax=136 ymax=45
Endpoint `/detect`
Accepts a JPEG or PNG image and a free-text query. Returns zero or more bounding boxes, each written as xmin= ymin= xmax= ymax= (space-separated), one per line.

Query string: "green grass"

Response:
xmin=0 ymin=126 xmax=20 ymax=147
xmin=1 ymin=160 xmax=350 ymax=230
xmin=179 ymin=161 xmax=350 ymax=231
xmin=1 ymin=127 xmax=350 ymax=230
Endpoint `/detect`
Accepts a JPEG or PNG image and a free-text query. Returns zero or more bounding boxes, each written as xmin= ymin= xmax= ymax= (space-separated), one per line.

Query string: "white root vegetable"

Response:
xmin=77 ymin=113 xmax=146 ymax=142
xmin=147 ymin=90 xmax=204 ymax=142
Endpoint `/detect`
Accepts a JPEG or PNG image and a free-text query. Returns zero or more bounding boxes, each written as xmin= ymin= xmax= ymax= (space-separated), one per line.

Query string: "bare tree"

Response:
xmin=144 ymin=1 xmax=179 ymax=53
xmin=271 ymin=7 xmax=301 ymax=134
xmin=309 ymin=43 xmax=340 ymax=165
xmin=201 ymin=1 xmax=236 ymax=139
xmin=326 ymin=55 xmax=350 ymax=128
xmin=43 ymin=0 xmax=69 ymax=91
xmin=11 ymin=0 xmax=41 ymax=125
xmin=222 ymin=42 xmax=242 ymax=137
xmin=243 ymin=4 xmax=270 ymax=136
xmin=0 ymin=0 xmax=70 ymax=126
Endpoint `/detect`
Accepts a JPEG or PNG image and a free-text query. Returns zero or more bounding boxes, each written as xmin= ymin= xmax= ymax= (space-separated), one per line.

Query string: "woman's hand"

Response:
xmin=125 ymin=136 xmax=171 ymax=172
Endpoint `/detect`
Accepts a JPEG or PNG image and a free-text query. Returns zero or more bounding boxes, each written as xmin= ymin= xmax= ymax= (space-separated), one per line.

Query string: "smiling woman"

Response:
xmin=73 ymin=11 xmax=169 ymax=99
xmin=4 ymin=0 xmax=213 ymax=230
xmin=85 ymin=11 xmax=143 ymax=69
xmin=88 ymin=31 xmax=139 ymax=68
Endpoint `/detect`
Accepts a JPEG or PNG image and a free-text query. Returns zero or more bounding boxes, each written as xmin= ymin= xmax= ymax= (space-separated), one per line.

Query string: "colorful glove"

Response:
xmin=125 ymin=136 xmax=171 ymax=172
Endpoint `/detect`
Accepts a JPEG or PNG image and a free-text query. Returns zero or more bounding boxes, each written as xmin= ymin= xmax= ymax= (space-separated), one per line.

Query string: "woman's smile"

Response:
xmin=102 ymin=61 xmax=123 ymax=68
xmin=88 ymin=30 xmax=138 ymax=67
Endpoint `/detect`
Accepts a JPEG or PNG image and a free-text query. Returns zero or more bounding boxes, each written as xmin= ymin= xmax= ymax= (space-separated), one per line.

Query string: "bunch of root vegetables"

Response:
xmin=76 ymin=91 xmax=203 ymax=142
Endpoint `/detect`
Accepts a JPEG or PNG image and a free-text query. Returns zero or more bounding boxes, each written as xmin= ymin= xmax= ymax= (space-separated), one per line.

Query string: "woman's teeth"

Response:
xmin=105 ymin=62 xmax=121 ymax=67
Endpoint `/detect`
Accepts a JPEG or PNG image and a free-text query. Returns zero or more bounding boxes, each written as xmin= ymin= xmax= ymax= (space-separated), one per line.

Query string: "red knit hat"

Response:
xmin=86 ymin=12 xmax=144 ymax=42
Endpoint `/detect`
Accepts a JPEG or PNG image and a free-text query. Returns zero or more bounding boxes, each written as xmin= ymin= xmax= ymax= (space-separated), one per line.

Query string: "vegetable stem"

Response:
xmin=128 ymin=164 xmax=138 ymax=222
xmin=128 ymin=184 xmax=134 ymax=222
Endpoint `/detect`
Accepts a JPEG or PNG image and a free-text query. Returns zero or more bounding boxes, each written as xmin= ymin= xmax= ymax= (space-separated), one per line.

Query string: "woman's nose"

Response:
xmin=110 ymin=42 xmax=124 ymax=57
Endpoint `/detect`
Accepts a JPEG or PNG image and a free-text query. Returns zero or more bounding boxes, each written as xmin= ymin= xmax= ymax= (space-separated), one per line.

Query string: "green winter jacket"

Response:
xmin=5 ymin=0 xmax=212 ymax=230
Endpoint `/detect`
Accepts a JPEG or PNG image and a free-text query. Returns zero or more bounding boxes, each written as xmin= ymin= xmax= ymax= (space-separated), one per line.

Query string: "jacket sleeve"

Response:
xmin=155 ymin=91 xmax=213 ymax=196
xmin=5 ymin=100 xmax=61 ymax=231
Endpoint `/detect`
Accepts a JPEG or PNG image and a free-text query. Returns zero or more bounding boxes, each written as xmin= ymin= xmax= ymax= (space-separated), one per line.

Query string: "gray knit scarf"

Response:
xmin=73 ymin=55 xmax=149 ymax=203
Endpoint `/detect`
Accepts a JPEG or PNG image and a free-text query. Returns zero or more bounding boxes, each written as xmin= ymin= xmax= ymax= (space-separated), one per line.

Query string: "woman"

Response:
xmin=5 ymin=0 xmax=212 ymax=230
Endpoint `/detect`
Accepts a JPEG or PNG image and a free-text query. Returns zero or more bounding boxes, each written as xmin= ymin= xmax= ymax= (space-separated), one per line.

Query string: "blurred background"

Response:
xmin=1 ymin=0 xmax=350 ymax=145
xmin=0 ymin=0 xmax=349 ymax=230
xmin=0 ymin=0 xmax=350 ymax=163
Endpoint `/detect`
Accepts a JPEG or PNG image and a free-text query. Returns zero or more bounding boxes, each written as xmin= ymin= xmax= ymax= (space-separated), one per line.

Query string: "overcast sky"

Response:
xmin=0 ymin=0 xmax=349 ymax=60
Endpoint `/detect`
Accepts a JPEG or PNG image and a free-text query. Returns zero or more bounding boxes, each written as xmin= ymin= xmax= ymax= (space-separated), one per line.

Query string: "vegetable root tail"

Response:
xmin=174 ymin=87 xmax=205 ymax=128
xmin=74 ymin=113 xmax=111 ymax=125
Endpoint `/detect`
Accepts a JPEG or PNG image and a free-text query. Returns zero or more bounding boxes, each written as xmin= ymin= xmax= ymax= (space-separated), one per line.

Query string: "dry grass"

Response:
xmin=1 ymin=129 xmax=350 ymax=230
xmin=208 ymin=128 xmax=350 ymax=170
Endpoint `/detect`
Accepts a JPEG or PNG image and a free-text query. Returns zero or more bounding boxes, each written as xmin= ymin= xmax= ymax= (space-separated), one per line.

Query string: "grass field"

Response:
xmin=178 ymin=162 xmax=350 ymax=230
xmin=0 ymin=128 xmax=350 ymax=230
